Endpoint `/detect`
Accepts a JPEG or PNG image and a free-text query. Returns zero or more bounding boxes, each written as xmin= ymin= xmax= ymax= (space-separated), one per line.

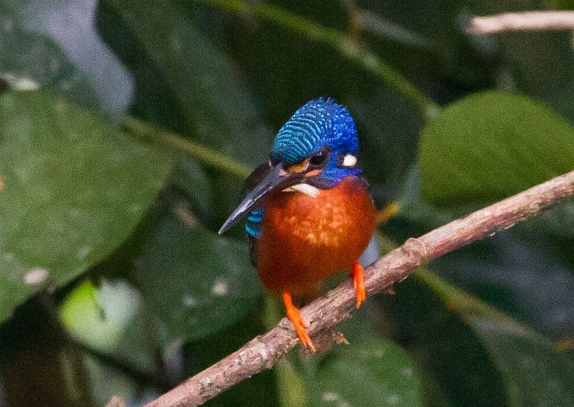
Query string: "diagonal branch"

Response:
xmin=142 ymin=170 xmax=574 ymax=407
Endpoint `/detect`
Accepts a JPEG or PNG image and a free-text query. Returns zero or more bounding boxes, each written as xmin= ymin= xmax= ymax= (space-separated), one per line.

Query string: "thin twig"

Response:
xmin=122 ymin=115 xmax=253 ymax=179
xmin=467 ymin=11 xmax=574 ymax=34
xmin=139 ymin=170 xmax=574 ymax=407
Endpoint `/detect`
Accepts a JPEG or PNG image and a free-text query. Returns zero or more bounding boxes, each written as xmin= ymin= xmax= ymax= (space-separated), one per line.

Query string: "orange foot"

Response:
xmin=282 ymin=292 xmax=316 ymax=352
xmin=351 ymin=262 xmax=366 ymax=309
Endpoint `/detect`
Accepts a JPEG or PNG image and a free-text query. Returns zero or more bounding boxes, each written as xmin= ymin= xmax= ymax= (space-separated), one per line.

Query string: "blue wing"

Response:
xmin=246 ymin=206 xmax=262 ymax=268
xmin=246 ymin=206 xmax=263 ymax=238
xmin=235 ymin=163 xmax=271 ymax=267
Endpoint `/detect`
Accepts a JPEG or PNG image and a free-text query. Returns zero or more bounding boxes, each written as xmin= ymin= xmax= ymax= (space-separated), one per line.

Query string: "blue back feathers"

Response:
xmin=270 ymin=98 xmax=359 ymax=165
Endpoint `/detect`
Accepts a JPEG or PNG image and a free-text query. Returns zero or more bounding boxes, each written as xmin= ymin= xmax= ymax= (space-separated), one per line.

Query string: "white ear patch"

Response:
xmin=283 ymin=183 xmax=320 ymax=197
xmin=342 ymin=154 xmax=357 ymax=167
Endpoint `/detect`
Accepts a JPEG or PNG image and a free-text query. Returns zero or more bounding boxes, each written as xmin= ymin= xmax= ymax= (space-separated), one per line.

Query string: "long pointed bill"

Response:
xmin=218 ymin=164 xmax=302 ymax=234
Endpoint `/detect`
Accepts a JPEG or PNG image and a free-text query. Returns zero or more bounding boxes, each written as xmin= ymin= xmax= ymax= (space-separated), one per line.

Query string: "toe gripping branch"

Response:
xmin=351 ymin=262 xmax=366 ymax=309
xmin=282 ymin=292 xmax=316 ymax=352
xmin=282 ymin=263 xmax=365 ymax=352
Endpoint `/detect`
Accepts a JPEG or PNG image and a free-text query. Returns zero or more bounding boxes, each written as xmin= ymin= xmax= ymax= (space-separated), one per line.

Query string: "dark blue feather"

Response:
xmin=246 ymin=207 xmax=263 ymax=238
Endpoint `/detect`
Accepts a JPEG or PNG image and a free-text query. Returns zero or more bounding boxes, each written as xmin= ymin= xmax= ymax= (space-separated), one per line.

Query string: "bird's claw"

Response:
xmin=283 ymin=292 xmax=316 ymax=352
xmin=351 ymin=262 xmax=366 ymax=309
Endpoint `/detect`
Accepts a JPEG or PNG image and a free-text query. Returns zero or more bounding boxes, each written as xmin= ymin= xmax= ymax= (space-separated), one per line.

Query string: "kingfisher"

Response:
xmin=219 ymin=98 xmax=376 ymax=352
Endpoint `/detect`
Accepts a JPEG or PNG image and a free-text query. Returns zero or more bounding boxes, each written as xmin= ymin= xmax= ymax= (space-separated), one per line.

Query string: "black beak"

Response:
xmin=218 ymin=163 xmax=302 ymax=234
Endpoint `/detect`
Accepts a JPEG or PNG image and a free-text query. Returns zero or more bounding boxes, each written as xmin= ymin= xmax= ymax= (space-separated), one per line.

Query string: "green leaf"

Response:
xmin=60 ymin=279 xmax=159 ymax=373
xmin=82 ymin=353 xmax=159 ymax=407
xmin=170 ymin=158 xmax=213 ymax=220
xmin=183 ymin=304 xmax=280 ymax=406
xmin=469 ymin=315 xmax=574 ymax=407
xmin=0 ymin=91 xmax=172 ymax=323
xmin=0 ymin=0 xmax=133 ymax=113
xmin=103 ymin=0 xmax=272 ymax=166
xmin=306 ymin=334 xmax=423 ymax=407
xmin=0 ymin=7 xmax=97 ymax=109
xmin=384 ymin=276 xmax=504 ymax=407
xmin=416 ymin=270 xmax=574 ymax=407
xmin=429 ymin=234 xmax=574 ymax=339
xmin=398 ymin=165 xmax=458 ymax=228
xmin=288 ymin=305 xmax=423 ymax=407
xmin=135 ymin=212 xmax=261 ymax=342
xmin=419 ymin=92 xmax=574 ymax=207
xmin=61 ymin=280 xmax=140 ymax=353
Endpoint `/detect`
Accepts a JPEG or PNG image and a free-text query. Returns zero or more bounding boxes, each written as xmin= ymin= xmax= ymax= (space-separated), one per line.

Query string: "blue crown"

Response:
xmin=270 ymin=98 xmax=359 ymax=165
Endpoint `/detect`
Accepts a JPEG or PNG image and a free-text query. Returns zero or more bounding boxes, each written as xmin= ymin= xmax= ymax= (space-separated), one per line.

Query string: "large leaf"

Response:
xmin=0 ymin=91 xmax=172 ymax=323
xmin=0 ymin=5 xmax=97 ymax=109
xmin=270 ymin=304 xmax=423 ymax=407
xmin=306 ymin=334 xmax=423 ymax=407
xmin=384 ymin=275 xmax=506 ymax=407
xmin=469 ymin=315 xmax=574 ymax=407
xmin=135 ymin=211 xmax=261 ymax=342
xmin=102 ymin=0 xmax=272 ymax=166
xmin=430 ymin=233 xmax=574 ymax=339
xmin=416 ymin=271 xmax=574 ymax=407
xmin=0 ymin=0 xmax=133 ymax=113
xmin=419 ymin=92 xmax=574 ymax=207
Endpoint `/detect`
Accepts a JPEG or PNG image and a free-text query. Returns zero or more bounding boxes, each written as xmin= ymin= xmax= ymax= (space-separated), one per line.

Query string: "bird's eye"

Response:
xmin=309 ymin=151 xmax=328 ymax=166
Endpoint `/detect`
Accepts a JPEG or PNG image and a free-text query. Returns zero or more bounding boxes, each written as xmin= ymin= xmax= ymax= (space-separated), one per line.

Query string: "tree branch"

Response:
xmin=142 ymin=170 xmax=574 ymax=407
xmin=467 ymin=11 xmax=574 ymax=34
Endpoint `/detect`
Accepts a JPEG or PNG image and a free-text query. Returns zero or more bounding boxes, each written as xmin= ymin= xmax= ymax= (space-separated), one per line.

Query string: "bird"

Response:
xmin=219 ymin=98 xmax=376 ymax=352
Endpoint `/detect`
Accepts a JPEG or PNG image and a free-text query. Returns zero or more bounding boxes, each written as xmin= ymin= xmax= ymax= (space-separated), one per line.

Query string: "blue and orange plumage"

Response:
xmin=219 ymin=98 xmax=375 ymax=351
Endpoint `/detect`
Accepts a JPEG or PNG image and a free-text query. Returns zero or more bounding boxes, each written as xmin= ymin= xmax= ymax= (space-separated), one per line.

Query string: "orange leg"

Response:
xmin=282 ymin=292 xmax=316 ymax=352
xmin=351 ymin=262 xmax=366 ymax=309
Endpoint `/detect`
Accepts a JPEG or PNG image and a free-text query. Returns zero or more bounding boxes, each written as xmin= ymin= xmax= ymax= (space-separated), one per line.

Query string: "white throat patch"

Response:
xmin=283 ymin=183 xmax=320 ymax=197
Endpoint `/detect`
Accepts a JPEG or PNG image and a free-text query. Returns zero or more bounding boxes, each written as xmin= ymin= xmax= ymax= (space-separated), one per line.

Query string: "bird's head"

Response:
xmin=269 ymin=97 xmax=360 ymax=185
xmin=219 ymin=98 xmax=362 ymax=234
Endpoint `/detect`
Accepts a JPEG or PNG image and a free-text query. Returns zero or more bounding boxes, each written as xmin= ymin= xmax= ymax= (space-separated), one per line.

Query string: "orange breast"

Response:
xmin=256 ymin=176 xmax=376 ymax=294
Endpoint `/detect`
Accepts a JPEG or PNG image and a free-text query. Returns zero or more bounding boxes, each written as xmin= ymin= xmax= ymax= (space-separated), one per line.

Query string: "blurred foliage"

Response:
xmin=1 ymin=0 xmax=574 ymax=406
